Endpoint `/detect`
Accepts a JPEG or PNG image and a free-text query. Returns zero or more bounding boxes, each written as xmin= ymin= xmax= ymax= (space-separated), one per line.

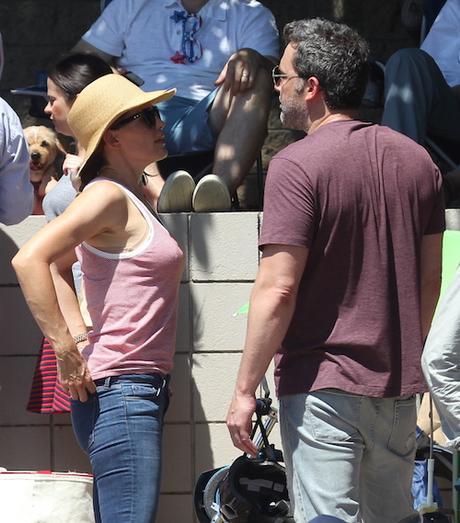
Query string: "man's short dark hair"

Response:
xmin=283 ymin=18 xmax=370 ymax=110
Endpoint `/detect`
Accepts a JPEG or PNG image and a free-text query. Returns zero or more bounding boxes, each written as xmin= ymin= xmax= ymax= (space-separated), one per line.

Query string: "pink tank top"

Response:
xmin=75 ymin=179 xmax=184 ymax=379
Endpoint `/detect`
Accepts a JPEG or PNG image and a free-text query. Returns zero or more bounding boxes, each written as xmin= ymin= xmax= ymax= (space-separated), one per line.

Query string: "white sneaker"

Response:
xmin=157 ymin=170 xmax=195 ymax=212
xmin=192 ymin=174 xmax=231 ymax=212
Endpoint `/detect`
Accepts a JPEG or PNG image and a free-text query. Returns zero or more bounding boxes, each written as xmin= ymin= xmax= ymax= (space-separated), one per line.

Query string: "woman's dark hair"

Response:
xmin=283 ymin=18 xmax=370 ymax=110
xmin=48 ymin=53 xmax=112 ymax=190
xmin=48 ymin=53 xmax=113 ymax=103
xmin=79 ymin=145 xmax=106 ymax=191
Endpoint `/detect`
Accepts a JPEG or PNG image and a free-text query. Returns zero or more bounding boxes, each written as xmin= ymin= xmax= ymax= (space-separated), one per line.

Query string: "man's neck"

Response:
xmin=181 ymin=0 xmax=208 ymax=13
xmin=308 ymin=110 xmax=354 ymax=134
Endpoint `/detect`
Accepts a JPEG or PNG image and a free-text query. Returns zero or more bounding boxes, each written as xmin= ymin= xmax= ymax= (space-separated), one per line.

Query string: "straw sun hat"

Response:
xmin=67 ymin=73 xmax=175 ymax=182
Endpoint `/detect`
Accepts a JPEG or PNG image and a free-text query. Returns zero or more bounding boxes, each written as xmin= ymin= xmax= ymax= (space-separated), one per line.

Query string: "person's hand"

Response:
xmin=62 ymin=153 xmax=83 ymax=177
xmin=56 ymin=346 xmax=96 ymax=402
xmin=62 ymin=153 xmax=83 ymax=191
xmin=226 ymin=390 xmax=258 ymax=456
xmin=215 ymin=48 xmax=263 ymax=96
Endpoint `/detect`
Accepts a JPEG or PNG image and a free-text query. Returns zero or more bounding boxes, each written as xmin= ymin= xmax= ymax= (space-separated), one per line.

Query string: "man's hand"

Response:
xmin=226 ymin=391 xmax=258 ymax=456
xmin=56 ymin=346 xmax=96 ymax=402
xmin=215 ymin=48 xmax=264 ymax=96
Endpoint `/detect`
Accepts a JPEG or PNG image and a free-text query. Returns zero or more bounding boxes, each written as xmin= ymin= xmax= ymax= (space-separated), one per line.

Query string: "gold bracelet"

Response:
xmin=72 ymin=332 xmax=88 ymax=344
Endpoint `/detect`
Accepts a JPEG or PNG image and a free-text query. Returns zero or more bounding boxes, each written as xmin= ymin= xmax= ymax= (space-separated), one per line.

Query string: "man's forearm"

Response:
xmin=420 ymin=233 xmax=443 ymax=341
xmin=235 ymin=281 xmax=297 ymax=395
xmin=239 ymin=47 xmax=277 ymax=71
xmin=421 ymin=277 xmax=442 ymax=341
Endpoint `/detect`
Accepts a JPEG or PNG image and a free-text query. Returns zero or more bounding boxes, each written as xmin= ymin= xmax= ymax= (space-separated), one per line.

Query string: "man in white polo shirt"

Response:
xmin=74 ymin=0 xmax=279 ymax=211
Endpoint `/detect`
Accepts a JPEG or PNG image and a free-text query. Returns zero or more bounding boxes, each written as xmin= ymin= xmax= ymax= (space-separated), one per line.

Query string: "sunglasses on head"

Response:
xmin=111 ymin=106 xmax=161 ymax=130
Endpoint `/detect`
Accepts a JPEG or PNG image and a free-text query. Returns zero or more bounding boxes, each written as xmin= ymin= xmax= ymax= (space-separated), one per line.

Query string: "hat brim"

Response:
xmin=77 ymin=88 xmax=175 ymax=184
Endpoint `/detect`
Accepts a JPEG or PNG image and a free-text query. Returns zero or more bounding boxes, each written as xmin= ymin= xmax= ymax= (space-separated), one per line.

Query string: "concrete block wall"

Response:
xmin=0 ymin=212 xmax=281 ymax=522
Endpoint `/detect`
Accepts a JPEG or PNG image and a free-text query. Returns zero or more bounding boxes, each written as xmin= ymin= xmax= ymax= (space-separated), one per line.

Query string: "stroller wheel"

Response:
xmin=203 ymin=466 xmax=231 ymax=519
xmin=194 ymin=465 xmax=230 ymax=522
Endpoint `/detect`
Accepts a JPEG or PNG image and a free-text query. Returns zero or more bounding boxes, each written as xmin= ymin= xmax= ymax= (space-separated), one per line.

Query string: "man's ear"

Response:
xmin=305 ymin=76 xmax=321 ymax=100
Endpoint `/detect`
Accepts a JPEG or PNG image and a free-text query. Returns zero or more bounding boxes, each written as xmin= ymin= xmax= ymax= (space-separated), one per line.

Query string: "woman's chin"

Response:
xmin=54 ymin=122 xmax=73 ymax=137
xmin=156 ymin=148 xmax=168 ymax=162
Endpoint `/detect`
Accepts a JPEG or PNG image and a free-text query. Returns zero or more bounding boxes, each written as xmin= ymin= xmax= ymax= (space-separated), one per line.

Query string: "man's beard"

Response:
xmin=279 ymin=96 xmax=307 ymax=131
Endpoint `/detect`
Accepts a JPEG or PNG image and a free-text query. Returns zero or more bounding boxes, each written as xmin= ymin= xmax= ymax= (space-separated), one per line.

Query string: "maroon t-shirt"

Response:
xmin=260 ymin=120 xmax=445 ymax=398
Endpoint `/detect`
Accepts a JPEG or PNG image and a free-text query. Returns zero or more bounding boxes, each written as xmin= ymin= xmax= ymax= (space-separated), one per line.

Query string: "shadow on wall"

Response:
xmin=0 ymin=227 xmax=18 ymax=285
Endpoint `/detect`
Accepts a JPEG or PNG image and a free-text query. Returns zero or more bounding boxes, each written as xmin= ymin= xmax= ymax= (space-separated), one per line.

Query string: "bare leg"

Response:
xmin=209 ymin=68 xmax=272 ymax=194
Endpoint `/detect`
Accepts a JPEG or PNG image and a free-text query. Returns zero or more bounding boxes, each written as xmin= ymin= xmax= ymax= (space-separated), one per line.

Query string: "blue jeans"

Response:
xmin=71 ymin=373 xmax=169 ymax=523
xmin=280 ymin=389 xmax=418 ymax=523
xmin=157 ymin=91 xmax=218 ymax=155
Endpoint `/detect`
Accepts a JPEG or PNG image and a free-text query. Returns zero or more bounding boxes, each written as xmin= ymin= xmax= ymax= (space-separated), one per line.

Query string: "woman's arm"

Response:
xmin=12 ymin=181 xmax=128 ymax=400
xmin=51 ymin=250 xmax=88 ymax=336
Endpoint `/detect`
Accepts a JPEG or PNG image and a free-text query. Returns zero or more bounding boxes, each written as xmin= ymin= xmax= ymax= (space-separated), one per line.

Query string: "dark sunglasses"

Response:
xmin=111 ymin=106 xmax=161 ymax=130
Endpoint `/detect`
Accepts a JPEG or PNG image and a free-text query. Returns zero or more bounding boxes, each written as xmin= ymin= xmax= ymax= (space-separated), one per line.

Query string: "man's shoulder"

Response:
xmin=225 ymin=0 xmax=274 ymax=14
xmin=272 ymin=135 xmax=309 ymax=164
xmin=376 ymin=123 xmax=434 ymax=160
xmin=226 ymin=0 xmax=268 ymax=7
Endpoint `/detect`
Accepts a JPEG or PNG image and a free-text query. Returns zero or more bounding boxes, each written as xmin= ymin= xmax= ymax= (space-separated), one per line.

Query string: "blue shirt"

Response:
xmin=0 ymin=97 xmax=33 ymax=224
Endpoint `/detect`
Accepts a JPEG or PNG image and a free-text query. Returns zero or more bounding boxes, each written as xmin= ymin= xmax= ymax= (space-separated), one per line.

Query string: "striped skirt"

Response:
xmin=27 ymin=337 xmax=71 ymax=414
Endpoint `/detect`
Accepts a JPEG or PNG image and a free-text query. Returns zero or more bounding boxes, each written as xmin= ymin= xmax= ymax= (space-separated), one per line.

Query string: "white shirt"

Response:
xmin=82 ymin=0 xmax=279 ymax=100
xmin=421 ymin=0 xmax=460 ymax=87
xmin=0 ymin=98 xmax=33 ymax=225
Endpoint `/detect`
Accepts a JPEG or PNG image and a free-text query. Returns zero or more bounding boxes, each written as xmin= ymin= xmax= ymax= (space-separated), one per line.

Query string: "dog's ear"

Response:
xmin=23 ymin=126 xmax=35 ymax=143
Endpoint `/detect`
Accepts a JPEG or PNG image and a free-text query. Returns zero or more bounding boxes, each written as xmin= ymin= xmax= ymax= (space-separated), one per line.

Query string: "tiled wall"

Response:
xmin=0 ymin=212 xmax=281 ymax=522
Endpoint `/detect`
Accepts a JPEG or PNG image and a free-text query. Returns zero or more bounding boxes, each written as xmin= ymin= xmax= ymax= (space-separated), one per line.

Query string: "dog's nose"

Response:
xmin=31 ymin=152 xmax=41 ymax=161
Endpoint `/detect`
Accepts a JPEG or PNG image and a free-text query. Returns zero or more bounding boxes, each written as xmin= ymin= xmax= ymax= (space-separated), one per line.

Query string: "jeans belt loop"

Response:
xmin=104 ymin=376 xmax=112 ymax=388
xmin=156 ymin=377 xmax=165 ymax=397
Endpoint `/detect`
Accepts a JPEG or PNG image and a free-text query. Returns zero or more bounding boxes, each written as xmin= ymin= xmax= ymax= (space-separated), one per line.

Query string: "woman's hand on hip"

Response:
xmin=56 ymin=347 xmax=96 ymax=402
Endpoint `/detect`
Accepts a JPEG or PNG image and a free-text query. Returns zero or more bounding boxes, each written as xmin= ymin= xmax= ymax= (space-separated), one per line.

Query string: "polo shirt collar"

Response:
xmin=162 ymin=0 xmax=227 ymax=21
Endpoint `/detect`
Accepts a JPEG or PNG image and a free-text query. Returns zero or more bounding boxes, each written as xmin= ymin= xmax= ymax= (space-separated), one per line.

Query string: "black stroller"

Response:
xmin=194 ymin=379 xmax=294 ymax=523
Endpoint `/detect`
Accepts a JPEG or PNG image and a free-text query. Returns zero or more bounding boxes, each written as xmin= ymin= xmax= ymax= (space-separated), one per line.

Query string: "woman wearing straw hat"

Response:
xmin=12 ymin=74 xmax=184 ymax=523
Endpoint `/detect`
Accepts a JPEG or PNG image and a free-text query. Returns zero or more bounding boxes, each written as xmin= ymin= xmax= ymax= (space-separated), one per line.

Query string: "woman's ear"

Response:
xmin=102 ymin=129 xmax=121 ymax=148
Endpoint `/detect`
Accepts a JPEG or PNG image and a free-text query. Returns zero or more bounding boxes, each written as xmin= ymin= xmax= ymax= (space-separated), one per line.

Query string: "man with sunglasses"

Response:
xmin=227 ymin=18 xmax=444 ymax=522
xmin=73 ymin=0 xmax=279 ymax=212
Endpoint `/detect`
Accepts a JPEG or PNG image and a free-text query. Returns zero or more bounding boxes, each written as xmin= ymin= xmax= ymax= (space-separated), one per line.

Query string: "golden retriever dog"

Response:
xmin=23 ymin=125 xmax=65 ymax=215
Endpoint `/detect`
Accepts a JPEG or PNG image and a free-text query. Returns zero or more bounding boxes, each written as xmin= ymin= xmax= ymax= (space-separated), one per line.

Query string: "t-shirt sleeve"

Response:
xmin=238 ymin=3 xmax=279 ymax=59
xmin=259 ymin=156 xmax=315 ymax=250
xmin=424 ymin=166 xmax=446 ymax=235
xmin=81 ymin=0 xmax=134 ymax=57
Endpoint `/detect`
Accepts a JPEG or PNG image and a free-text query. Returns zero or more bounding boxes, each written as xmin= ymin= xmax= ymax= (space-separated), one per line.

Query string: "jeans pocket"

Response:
xmin=123 ymin=383 xmax=166 ymax=420
xmin=387 ymin=396 xmax=417 ymax=457
xmin=305 ymin=390 xmax=361 ymax=443
xmin=70 ymin=394 xmax=98 ymax=452
xmin=125 ymin=383 xmax=160 ymax=400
